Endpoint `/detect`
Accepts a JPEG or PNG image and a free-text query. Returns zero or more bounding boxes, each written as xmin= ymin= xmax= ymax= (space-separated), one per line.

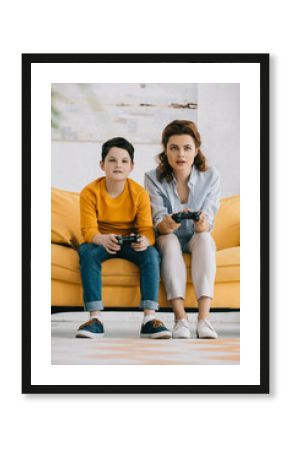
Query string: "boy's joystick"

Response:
xmin=116 ymin=234 xmax=141 ymax=245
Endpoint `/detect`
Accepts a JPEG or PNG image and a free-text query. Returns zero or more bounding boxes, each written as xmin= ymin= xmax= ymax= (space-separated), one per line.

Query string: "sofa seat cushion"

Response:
xmin=51 ymin=243 xmax=140 ymax=286
xmin=215 ymin=246 xmax=240 ymax=282
xmin=52 ymin=243 xmax=240 ymax=287
xmin=52 ymin=244 xmax=81 ymax=284
xmin=183 ymin=246 xmax=240 ymax=283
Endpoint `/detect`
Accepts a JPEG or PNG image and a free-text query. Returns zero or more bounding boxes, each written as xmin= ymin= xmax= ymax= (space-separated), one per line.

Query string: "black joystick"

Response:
xmin=116 ymin=234 xmax=141 ymax=245
xmin=171 ymin=211 xmax=200 ymax=224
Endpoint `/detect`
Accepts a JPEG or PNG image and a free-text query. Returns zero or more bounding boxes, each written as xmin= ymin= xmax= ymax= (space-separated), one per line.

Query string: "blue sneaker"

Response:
xmin=75 ymin=318 xmax=104 ymax=338
xmin=140 ymin=319 xmax=172 ymax=339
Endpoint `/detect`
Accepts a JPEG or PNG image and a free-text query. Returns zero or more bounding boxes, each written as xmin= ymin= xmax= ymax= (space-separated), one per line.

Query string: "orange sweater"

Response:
xmin=80 ymin=177 xmax=155 ymax=245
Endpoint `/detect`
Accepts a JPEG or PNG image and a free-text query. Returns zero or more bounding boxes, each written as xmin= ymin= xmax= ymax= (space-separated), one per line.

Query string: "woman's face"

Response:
xmin=165 ymin=134 xmax=197 ymax=175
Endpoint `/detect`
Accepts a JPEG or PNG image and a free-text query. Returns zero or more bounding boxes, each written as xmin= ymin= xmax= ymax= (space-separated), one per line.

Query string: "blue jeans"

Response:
xmin=78 ymin=243 xmax=160 ymax=311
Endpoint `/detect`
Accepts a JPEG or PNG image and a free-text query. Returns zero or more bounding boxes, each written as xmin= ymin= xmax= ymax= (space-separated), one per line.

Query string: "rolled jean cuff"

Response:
xmin=139 ymin=300 xmax=159 ymax=311
xmin=84 ymin=300 xmax=104 ymax=312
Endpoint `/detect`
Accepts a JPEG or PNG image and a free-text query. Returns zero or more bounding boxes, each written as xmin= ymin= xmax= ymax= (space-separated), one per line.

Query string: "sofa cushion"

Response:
xmin=51 ymin=187 xmax=240 ymax=253
xmin=51 ymin=244 xmax=81 ymax=284
xmin=211 ymin=195 xmax=240 ymax=251
xmin=215 ymin=246 xmax=240 ymax=282
xmin=51 ymin=187 xmax=82 ymax=247
xmin=52 ymin=243 xmax=240 ymax=287
xmin=51 ymin=243 xmax=140 ymax=286
xmin=183 ymin=246 xmax=240 ymax=283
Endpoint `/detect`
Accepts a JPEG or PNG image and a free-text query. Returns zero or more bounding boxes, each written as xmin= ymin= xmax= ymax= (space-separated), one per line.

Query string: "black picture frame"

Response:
xmin=22 ymin=53 xmax=269 ymax=394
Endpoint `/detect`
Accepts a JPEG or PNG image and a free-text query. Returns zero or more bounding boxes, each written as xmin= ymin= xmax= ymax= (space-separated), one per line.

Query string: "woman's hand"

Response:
xmin=157 ymin=215 xmax=181 ymax=235
xmin=93 ymin=234 xmax=121 ymax=254
xmin=131 ymin=235 xmax=150 ymax=252
xmin=194 ymin=211 xmax=210 ymax=232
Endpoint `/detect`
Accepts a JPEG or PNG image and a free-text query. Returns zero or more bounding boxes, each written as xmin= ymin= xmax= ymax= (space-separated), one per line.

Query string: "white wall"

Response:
xmin=51 ymin=83 xmax=240 ymax=197
xmin=198 ymin=84 xmax=240 ymax=197
xmin=51 ymin=141 xmax=161 ymax=192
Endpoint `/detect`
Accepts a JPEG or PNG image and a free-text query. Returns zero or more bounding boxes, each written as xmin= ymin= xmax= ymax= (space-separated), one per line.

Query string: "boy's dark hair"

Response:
xmin=101 ymin=137 xmax=134 ymax=162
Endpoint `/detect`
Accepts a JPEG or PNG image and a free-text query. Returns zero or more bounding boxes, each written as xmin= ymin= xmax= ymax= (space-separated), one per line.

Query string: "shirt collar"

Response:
xmin=172 ymin=166 xmax=198 ymax=187
xmin=188 ymin=166 xmax=198 ymax=187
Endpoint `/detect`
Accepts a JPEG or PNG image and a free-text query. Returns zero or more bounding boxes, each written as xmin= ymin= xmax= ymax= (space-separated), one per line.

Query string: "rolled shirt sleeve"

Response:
xmin=134 ymin=190 xmax=156 ymax=245
xmin=144 ymin=172 xmax=170 ymax=227
xmin=80 ymin=189 xmax=100 ymax=243
xmin=201 ymin=168 xmax=221 ymax=231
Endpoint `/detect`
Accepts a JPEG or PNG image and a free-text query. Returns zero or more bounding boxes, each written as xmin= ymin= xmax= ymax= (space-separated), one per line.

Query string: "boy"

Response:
xmin=76 ymin=137 xmax=171 ymax=339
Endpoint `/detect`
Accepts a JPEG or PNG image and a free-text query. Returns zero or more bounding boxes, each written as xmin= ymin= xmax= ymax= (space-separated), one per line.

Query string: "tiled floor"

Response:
xmin=52 ymin=311 xmax=240 ymax=365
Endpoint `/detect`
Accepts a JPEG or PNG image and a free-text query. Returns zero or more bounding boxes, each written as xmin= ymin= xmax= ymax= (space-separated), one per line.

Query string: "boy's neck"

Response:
xmin=105 ymin=178 xmax=127 ymax=198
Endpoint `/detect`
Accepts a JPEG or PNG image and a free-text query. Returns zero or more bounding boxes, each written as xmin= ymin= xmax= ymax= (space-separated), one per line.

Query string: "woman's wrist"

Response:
xmin=157 ymin=217 xmax=178 ymax=234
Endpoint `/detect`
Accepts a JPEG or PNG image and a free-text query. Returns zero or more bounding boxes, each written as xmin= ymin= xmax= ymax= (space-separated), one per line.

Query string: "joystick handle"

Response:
xmin=171 ymin=211 xmax=200 ymax=223
xmin=116 ymin=234 xmax=141 ymax=245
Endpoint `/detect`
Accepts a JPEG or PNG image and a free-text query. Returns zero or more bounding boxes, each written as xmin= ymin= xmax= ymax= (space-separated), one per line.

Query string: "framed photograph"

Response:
xmin=22 ymin=53 xmax=269 ymax=394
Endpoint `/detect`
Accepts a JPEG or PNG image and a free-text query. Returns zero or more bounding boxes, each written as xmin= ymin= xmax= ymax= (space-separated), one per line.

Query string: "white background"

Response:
xmin=0 ymin=1 xmax=287 ymax=450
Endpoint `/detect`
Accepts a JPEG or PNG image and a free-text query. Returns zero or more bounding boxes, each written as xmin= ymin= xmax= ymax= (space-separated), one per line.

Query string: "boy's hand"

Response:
xmin=93 ymin=234 xmax=121 ymax=254
xmin=131 ymin=235 xmax=150 ymax=252
xmin=193 ymin=211 xmax=210 ymax=232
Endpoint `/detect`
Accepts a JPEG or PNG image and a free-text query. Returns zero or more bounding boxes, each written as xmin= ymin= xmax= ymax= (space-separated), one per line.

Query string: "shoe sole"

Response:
xmin=172 ymin=334 xmax=191 ymax=339
xmin=75 ymin=330 xmax=104 ymax=339
xmin=140 ymin=331 xmax=172 ymax=339
xmin=196 ymin=332 xmax=218 ymax=339
xmin=172 ymin=329 xmax=191 ymax=339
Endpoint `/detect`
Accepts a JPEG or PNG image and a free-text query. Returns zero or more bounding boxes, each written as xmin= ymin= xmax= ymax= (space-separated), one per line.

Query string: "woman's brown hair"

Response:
xmin=156 ymin=120 xmax=207 ymax=182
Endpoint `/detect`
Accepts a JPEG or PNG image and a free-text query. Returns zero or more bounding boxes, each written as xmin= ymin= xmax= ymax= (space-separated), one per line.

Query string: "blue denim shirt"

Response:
xmin=144 ymin=166 xmax=221 ymax=246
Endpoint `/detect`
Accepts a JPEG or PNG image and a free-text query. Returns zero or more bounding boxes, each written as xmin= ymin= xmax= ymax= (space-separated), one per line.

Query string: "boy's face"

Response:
xmin=100 ymin=147 xmax=134 ymax=181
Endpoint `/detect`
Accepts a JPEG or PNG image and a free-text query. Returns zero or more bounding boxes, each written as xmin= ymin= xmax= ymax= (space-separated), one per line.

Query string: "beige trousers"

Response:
xmin=156 ymin=232 xmax=216 ymax=301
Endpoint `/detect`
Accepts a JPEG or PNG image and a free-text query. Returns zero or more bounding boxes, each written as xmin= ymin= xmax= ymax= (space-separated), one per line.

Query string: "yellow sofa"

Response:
xmin=51 ymin=187 xmax=240 ymax=310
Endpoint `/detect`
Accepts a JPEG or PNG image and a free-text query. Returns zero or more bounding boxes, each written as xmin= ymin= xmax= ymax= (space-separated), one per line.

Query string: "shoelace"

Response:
xmin=151 ymin=319 xmax=165 ymax=328
xmin=198 ymin=319 xmax=214 ymax=330
xmin=174 ymin=320 xmax=189 ymax=329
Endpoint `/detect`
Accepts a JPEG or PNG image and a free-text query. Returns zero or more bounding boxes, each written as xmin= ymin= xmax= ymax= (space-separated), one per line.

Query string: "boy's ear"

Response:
xmin=99 ymin=160 xmax=104 ymax=171
xmin=129 ymin=161 xmax=134 ymax=173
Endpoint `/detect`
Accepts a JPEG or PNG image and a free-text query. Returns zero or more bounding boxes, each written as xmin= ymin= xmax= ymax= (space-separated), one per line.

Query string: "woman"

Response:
xmin=144 ymin=120 xmax=221 ymax=339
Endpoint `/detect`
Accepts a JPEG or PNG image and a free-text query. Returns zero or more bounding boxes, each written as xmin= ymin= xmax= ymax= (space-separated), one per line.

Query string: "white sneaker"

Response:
xmin=196 ymin=319 xmax=218 ymax=339
xmin=172 ymin=319 xmax=191 ymax=339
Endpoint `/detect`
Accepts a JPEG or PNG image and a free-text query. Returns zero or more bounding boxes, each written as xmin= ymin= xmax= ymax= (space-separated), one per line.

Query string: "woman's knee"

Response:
xmin=188 ymin=232 xmax=216 ymax=257
xmin=191 ymin=232 xmax=214 ymax=247
xmin=195 ymin=231 xmax=211 ymax=240
xmin=157 ymin=234 xmax=181 ymax=255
